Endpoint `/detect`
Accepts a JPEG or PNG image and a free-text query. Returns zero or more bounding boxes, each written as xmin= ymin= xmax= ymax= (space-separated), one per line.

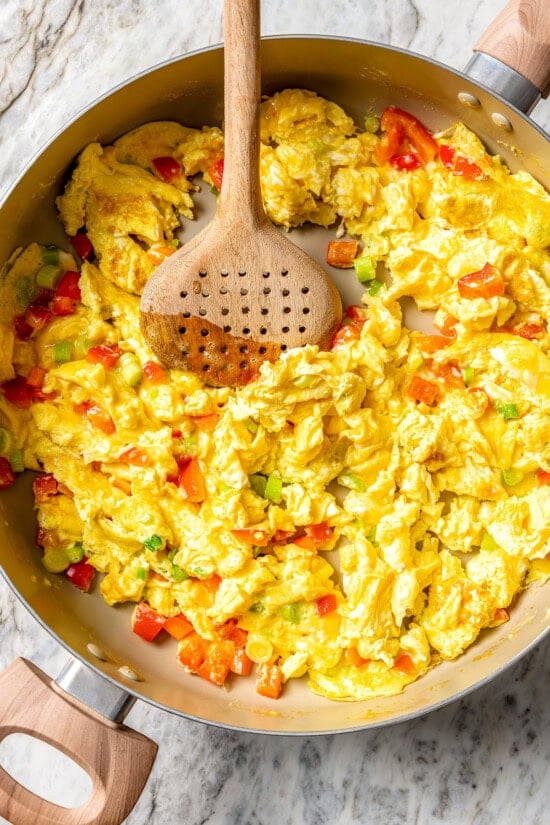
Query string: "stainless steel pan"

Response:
xmin=0 ymin=2 xmax=549 ymax=822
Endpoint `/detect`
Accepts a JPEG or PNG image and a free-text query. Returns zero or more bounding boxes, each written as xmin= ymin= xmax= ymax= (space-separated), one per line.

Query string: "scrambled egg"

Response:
xmin=1 ymin=89 xmax=549 ymax=701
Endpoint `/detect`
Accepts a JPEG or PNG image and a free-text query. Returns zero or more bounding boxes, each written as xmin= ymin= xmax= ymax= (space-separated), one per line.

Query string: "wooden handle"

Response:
xmin=474 ymin=0 xmax=550 ymax=96
xmin=218 ymin=0 xmax=264 ymax=219
xmin=0 ymin=658 xmax=157 ymax=825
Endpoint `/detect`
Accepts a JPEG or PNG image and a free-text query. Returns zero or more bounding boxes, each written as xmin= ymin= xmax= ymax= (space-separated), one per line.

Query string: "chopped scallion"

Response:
xmin=501 ymin=468 xmax=525 ymax=487
xmin=464 ymin=366 xmax=475 ymax=387
xmin=264 ymin=475 xmax=283 ymax=503
xmin=339 ymin=471 xmax=366 ymax=492
xmin=53 ymin=340 xmax=72 ymax=363
xmin=66 ymin=543 xmax=84 ymax=563
xmin=36 ymin=264 xmax=61 ymax=289
xmin=143 ymin=534 xmax=164 ymax=551
xmin=10 ymin=449 xmax=24 ymax=473
xmin=480 ymin=531 xmax=498 ymax=551
xmin=354 ymin=255 xmax=375 ymax=283
xmin=493 ymin=400 xmax=519 ymax=420
xmin=135 ymin=566 xmax=147 ymax=580
xmin=245 ymin=417 xmax=259 ymax=434
xmin=171 ymin=563 xmax=188 ymax=582
xmin=42 ymin=548 xmax=70 ymax=573
xmin=280 ymin=603 xmax=302 ymax=624
xmin=0 ymin=427 xmax=13 ymax=457
xmin=368 ymin=279 xmax=383 ymax=296
xmin=249 ymin=473 xmax=267 ymax=496
xmin=118 ymin=352 xmax=143 ymax=387
xmin=364 ymin=114 xmax=380 ymax=133
xmin=42 ymin=246 xmax=60 ymax=266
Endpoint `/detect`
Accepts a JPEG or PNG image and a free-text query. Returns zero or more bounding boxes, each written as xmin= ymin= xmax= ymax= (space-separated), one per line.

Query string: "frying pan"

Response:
xmin=0 ymin=1 xmax=549 ymax=822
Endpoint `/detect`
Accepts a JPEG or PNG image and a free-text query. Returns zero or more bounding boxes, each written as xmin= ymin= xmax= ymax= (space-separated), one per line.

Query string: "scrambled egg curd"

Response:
xmin=1 ymin=89 xmax=549 ymax=701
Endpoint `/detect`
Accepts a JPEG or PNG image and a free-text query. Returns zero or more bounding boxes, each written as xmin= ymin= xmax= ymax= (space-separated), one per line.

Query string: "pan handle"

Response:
xmin=466 ymin=0 xmax=550 ymax=113
xmin=0 ymin=658 xmax=157 ymax=825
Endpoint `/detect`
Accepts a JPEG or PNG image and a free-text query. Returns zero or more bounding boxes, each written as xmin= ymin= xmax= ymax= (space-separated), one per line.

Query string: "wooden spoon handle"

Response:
xmin=218 ymin=0 xmax=263 ymax=219
xmin=0 ymin=658 xmax=157 ymax=825
xmin=474 ymin=0 xmax=550 ymax=96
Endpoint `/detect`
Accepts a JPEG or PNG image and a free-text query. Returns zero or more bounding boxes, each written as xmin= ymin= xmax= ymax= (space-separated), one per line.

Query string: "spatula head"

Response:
xmin=140 ymin=218 xmax=342 ymax=386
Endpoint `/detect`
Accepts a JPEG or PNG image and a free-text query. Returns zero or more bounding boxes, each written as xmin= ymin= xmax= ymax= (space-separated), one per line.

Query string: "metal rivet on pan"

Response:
xmin=118 ymin=665 xmax=142 ymax=682
xmin=458 ymin=92 xmax=481 ymax=108
xmin=491 ymin=112 xmax=513 ymax=131
xmin=87 ymin=643 xmax=107 ymax=661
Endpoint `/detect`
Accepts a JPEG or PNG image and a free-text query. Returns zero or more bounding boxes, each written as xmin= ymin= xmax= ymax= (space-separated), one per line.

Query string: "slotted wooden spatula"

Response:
xmin=140 ymin=0 xmax=342 ymax=387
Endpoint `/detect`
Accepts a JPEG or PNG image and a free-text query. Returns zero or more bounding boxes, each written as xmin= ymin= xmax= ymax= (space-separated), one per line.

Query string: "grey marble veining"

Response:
xmin=1 ymin=1 xmax=550 ymax=824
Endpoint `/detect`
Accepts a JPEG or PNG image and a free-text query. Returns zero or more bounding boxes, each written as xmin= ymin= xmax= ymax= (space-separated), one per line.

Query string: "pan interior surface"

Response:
xmin=1 ymin=38 xmax=549 ymax=733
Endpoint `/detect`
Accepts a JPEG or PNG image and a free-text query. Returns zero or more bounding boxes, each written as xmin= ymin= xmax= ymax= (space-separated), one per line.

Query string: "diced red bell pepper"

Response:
xmin=316 ymin=593 xmax=338 ymax=616
xmin=0 ymin=457 xmax=16 ymax=489
xmin=26 ymin=366 xmax=47 ymax=390
xmin=294 ymin=522 xmax=334 ymax=550
xmin=417 ymin=334 xmax=454 ymax=354
xmin=69 ymin=233 xmax=94 ymax=261
xmin=256 ymin=662 xmax=283 ymax=699
xmin=326 ymin=240 xmax=358 ymax=268
xmin=147 ymin=243 xmax=177 ymax=266
xmin=190 ymin=414 xmax=220 ymax=431
xmin=197 ymin=639 xmax=235 ymax=686
xmin=1 ymin=375 xmax=34 ymax=408
xmin=345 ymin=647 xmax=371 ymax=668
xmin=152 ymin=156 xmax=182 ymax=183
xmin=164 ymin=614 xmax=194 ymax=640
xmin=439 ymin=144 xmax=485 ymax=180
xmin=51 ymin=295 xmax=76 ymax=316
xmin=331 ymin=305 xmax=367 ymax=349
xmin=536 ymin=469 xmax=550 ymax=485
xmin=391 ymin=151 xmax=421 ymax=171
xmin=231 ymin=527 xmax=269 ymax=546
xmin=231 ymin=646 xmax=253 ymax=677
xmin=457 ymin=263 xmax=504 ymax=299
xmin=86 ymin=344 xmax=123 ymax=369
xmin=271 ymin=529 xmax=296 ymax=543
xmin=119 ymin=446 xmax=150 ymax=466
xmin=428 ymin=360 xmax=464 ymax=389
xmin=377 ymin=106 xmax=438 ymax=166
xmin=132 ymin=601 xmax=166 ymax=641
xmin=142 ymin=360 xmax=169 ymax=384
xmin=177 ymin=632 xmax=208 ymax=672
xmin=65 ymin=557 xmax=95 ymax=592
xmin=207 ymin=157 xmax=224 ymax=192
xmin=73 ymin=401 xmax=116 ymax=435
xmin=493 ymin=607 xmax=510 ymax=624
xmin=393 ymin=652 xmax=416 ymax=675
xmin=506 ymin=322 xmax=545 ymax=340
xmin=54 ymin=270 xmax=81 ymax=303
xmin=172 ymin=456 xmax=206 ymax=502
xmin=33 ymin=473 xmax=58 ymax=502
xmin=407 ymin=375 xmax=440 ymax=406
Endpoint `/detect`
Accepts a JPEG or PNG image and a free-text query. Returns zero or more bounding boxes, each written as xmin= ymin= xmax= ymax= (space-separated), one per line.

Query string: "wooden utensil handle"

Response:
xmin=0 ymin=658 xmax=157 ymax=825
xmin=475 ymin=0 xmax=550 ymax=96
xmin=219 ymin=0 xmax=263 ymax=219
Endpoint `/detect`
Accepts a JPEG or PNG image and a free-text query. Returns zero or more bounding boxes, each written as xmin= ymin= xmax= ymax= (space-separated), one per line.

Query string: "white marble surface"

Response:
xmin=0 ymin=1 xmax=549 ymax=824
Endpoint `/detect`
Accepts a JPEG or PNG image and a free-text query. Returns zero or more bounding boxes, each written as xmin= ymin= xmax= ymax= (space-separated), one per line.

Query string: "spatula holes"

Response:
xmin=302 ymin=307 xmax=310 ymax=314
xmin=242 ymin=327 xmax=250 ymax=335
xmin=282 ymin=288 xmax=290 ymax=297
xmin=283 ymin=307 xmax=291 ymax=314
xmin=200 ymin=329 xmax=209 ymax=337
xmin=299 ymin=325 xmax=306 ymax=333
xmin=199 ymin=269 xmax=207 ymax=278
xmin=282 ymin=326 xmax=289 ymax=334
xmin=201 ymin=290 xmax=209 ymax=298
xmin=240 ymin=288 xmax=248 ymax=296
xmin=261 ymin=308 xmax=269 ymax=315
xmin=263 ymin=287 xmax=271 ymax=295
xmin=281 ymin=269 xmax=288 ymax=277
xmin=221 ymin=308 xmax=229 ymax=316
xmin=182 ymin=311 xmax=191 ymax=318
xmin=240 ymin=361 xmax=248 ymax=369
xmin=223 ymin=325 xmax=232 ymax=333
xmin=262 ymin=271 xmax=270 ymax=279
xmin=220 ymin=345 xmax=228 ymax=354
xmin=239 ymin=345 xmax=248 ymax=354
xmin=281 ymin=344 xmax=287 ymax=351
xmin=221 ymin=270 xmax=229 ymax=278
xmin=259 ymin=346 xmax=267 ymax=355
xmin=238 ymin=269 xmax=247 ymax=277
xmin=260 ymin=327 xmax=267 ymax=335
xmin=199 ymin=345 xmax=207 ymax=354
xmin=242 ymin=306 xmax=250 ymax=314
xmin=180 ymin=290 xmax=188 ymax=298
xmin=179 ymin=326 xmax=187 ymax=335
xmin=198 ymin=309 xmax=207 ymax=317
xmin=301 ymin=287 xmax=309 ymax=294
xmin=220 ymin=286 xmax=228 ymax=295
xmin=202 ymin=364 xmax=210 ymax=372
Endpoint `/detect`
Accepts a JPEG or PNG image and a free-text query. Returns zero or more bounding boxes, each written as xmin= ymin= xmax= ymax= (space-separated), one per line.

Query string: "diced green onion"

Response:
xmin=42 ymin=246 xmax=60 ymax=266
xmin=264 ymin=475 xmax=283 ymax=504
xmin=183 ymin=433 xmax=197 ymax=454
xmin=143 ymin=534 xmax=164 ymax=551
xmin=171 ymin=563 xmax=188 ymax=582
xmin=367 ymin=525 xmax=378 ymax=545
xmin=280 ymin=603 xmax=302 ymax=624
xmin=480 ymin=531 xmax=498 ymax=551
xmin=364 ymin=114 xmax=380 ymax=133
xmin=42 ymin=548 xmax=70 ymax=573
xmin=15 ymin=276 xmax=35 ymax=309
xmin=249 ymin=473 xmax=267 ymax=496
xmin=307 ymin=139 xmax=325 ymax=155
xmin=248 ymin=602 xmax=265 ymax=614
xmin=73 ymin=335 xmax=92 ymax=360
xmin=53 ymin=340 xmax=72 ymax=363
xmin=192 ymin=566 xmax=208 ymax=579
xmin=494 ymin=400 xmax=519 ymax=420
xmin=252 ymin=545 xmax=264 ymax=558
xmin=368 ymin=279 xmax=383 ymax=296
xmin=245 ymin=417 xmax=259 ymax=434
xmin=339 ymin=471 xmax=366 ymax=492
xmin=36 ymin=264 xmax=62 ymax=289
xmin=0 ymin=427 xmax=13 ymax=457
xmin=118 ymin=352 xmax=143 ymax=387
xmin=135 ymin=566 xmax=147 ymax=580
xmin=10 ymin=449 xmax=24 ymax=473
xmin=65 ymin=543 xmax=84 ymax=563
xmin=354 ymin=255 xmax=375 ymax=283
xmin=501 ymin=468 xmax=525 ymax=487
xmin=463 ymin=366 xmax=475 ymax=387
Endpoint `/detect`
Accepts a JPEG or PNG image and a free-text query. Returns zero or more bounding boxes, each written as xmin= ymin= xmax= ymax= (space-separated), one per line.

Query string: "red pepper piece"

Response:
xmin=163 ymin=614 xmax=194 ymax=640
xmin=536 ymin=469 xmax=550 ymax=485
xmin=132 ymin=602 xmax=166 ymax=641
xmin=119 ymin=446 xmax=150 ymax=466
xmin=407 ymin=375 xmax=440 ymax=406
xmin=86 ymin=344 xmax=123 ymax=369
xmin=1 ymin=375 xmax=34 ymax=408
xmin=316 ymin=593 xmax=338 ymax=616
xmin=394 ymin=652 xmax=416 ymax=675
xmin=73 ymin=401 xmax=116 ymax=435
xmin=65 ymin=557 xmax=95 ymax=592
xmin=197 ymin=640 xmax=235 ymax=686
xmin=177 ymin=632 xmax=208 ymax=672
xmin=142 ymin=360 xmax=169 ymax=384
xmin=207 ymin=158 xmax=224 ymax=192
xmin=70 ymin=233 xmax=94 ymax=261
xmin=33 ymin=473 xmax=59 ymax=502
xmin=391 ymin=151 xmax=421 ymax=171
xmin=152 ymin=156 xmax=182 ymax=183
xmin=377 ymin=106 xmax=437 ymax=166
xmin=326 ymin=240 xmax=358 ymax=268
xmin=52 ymin=295 xmax=76 ymax=317
xmin=170 ymin=456 xmax=206 ymax=502
xmin=55 ymin=271 xmax=81 ymax=301
xmin=439 ymin=144 xmax=485 ymax=180
xmin=0 ymin=457 xmax=16 ymax=489
xmin=256 ymin=662 xmax=283 ymax=699
xmin=294 ymin=522 xmax=334 ymax=551
xmin=231 ymin=527 xmax=269 ymax=546
xmin=457 ymin=263 xmax=504 ymax=299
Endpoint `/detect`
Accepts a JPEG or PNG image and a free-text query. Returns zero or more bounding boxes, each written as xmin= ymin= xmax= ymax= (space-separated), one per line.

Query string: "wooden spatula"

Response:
xmin=139 ymin=0 xmax=342 ymax=387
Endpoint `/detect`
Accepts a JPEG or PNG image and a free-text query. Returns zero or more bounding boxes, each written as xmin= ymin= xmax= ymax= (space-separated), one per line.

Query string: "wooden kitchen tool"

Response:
xmin=139 ymin=0 xmax=342 ymax=387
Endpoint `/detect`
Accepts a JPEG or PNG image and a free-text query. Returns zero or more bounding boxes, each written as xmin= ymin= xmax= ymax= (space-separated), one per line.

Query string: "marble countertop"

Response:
xmin=0 ymin=1 xmax=549 ymax=824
